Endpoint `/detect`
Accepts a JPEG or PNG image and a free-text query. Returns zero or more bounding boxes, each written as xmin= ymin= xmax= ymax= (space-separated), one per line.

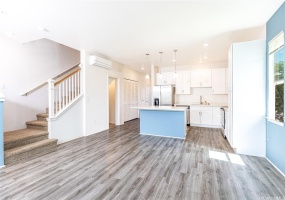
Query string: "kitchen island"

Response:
xmin=132 ymin=106 xmax=187 ymax=139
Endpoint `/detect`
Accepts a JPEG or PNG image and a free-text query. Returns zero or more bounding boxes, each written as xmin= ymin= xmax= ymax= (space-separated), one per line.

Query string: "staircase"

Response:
xmin=4 ymin=109 xmax=57 ymax=165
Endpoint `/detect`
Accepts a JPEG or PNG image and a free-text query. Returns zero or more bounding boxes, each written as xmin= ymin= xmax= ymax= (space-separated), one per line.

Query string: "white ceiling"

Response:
xmin=0 ymin=0 xmax=284 ymax=71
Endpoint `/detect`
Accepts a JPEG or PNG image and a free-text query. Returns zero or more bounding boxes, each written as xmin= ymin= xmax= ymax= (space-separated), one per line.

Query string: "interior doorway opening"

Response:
xmin=108 ymin=77 xmax=119 ymax=128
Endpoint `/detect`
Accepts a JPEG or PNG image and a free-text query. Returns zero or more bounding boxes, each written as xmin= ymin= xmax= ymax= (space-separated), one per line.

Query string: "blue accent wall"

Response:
xmin=140 ymin=110 xmax=185 ymax=138
xmin=0 ymin=101 xmax=4 ymax=166
xmin=266 ymin=3 xmax=285 ymax=174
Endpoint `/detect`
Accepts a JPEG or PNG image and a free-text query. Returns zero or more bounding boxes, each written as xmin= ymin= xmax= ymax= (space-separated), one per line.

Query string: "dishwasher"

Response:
xmin=175 ymin=105 xmax=190 ymax=126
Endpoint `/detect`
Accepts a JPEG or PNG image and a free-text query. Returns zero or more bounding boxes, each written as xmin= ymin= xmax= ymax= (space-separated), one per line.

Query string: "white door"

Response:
xmin=190 ymin=106 xmax=201 ymax=124
xmin=212 ymin=107 xmax=221 ymax=126
xmin=182 ymin=71 xmax=191 ymax=94
xmin=212 ymin=68 xmax=226 ymax=94
xmin=190 ymin=70 xmax=201 ymax=87
xmin=175 ymin=72 xmax=184 ymax=94
xmin=200 ymin=69 xmax=212 ymax=87
xmin=200 ymin=110 xmax=213 ymax=125
xmin=156 ymin=73 xmax=164 ymax=85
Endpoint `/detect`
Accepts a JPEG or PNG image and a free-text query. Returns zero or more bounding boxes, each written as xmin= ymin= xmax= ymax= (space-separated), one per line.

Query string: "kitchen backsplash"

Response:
xmin=175 ymin=87 xmax=228 ymax=105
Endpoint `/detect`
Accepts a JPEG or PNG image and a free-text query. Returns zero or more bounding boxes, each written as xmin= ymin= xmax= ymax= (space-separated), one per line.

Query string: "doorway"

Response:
xmin=108 ymin=77 xmax=119 ymax=128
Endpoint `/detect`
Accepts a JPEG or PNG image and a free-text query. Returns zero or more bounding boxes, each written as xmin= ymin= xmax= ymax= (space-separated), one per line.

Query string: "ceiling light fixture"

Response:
xmin=141 ymin=64 xmax=144 ymax=70
xmin=204 ymin=43 xmax=209 ymax=47
xmin=159 ymin=52 xmax=163 ymax=79
xmin=145 ymin=53 xmax=150 ymax=79
xmin=173 ymin=50 xmax=178 ymax=78
xmin=204 ymin=55 xmax=208 ymax=59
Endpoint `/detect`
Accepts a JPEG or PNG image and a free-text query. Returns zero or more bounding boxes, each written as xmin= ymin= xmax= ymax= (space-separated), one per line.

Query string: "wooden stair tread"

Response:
xmin=4 ymin=129 xmax=48 ymax=144
xmin=5 ymin=139 xmax=58 ymax=158
xmin=26 ymin=120 xmax=48 ymax=127
xmin=36 ymin=113 xmax=48 ymax=118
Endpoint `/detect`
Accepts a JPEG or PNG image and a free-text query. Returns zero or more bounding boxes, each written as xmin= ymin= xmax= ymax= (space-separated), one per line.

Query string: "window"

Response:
xmin=268 ymin=31 xmax=284 ymax=124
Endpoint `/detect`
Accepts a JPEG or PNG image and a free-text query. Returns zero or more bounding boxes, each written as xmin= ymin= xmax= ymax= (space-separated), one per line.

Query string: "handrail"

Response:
xmin=55 ymin=68 xmax=81 ymax=86
xmin=21 ymin=63 xmax=80 ymax=96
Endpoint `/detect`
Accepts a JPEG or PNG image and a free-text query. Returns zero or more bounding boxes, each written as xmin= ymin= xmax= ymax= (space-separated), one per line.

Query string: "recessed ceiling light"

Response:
xmin=204 ymin=55 xmax=208 ymax=59
xmin=38 ymin=27 xmax=49 ymax=32
xmin=199 ymin=60 xmax=202 ymax=63
xmin=204 ymin=43 xmax=209 ymax=47
xmin=4 ymin=32 xmax=15 ymax=37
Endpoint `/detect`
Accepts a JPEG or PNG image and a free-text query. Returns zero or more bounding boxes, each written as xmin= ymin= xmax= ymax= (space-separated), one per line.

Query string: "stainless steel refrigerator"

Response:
xmin=153 ymin=86 xmax=175 ymax=106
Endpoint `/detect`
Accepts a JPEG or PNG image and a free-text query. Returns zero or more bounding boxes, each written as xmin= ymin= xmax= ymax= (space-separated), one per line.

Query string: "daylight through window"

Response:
xmin=268 ymin=31 xmax=284 ymax=124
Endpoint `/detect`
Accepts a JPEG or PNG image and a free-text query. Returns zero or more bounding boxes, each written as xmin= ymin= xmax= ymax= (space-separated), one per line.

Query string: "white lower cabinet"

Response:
xmin=212 ymin=107 xmax=221 ymax=126
xmin=190 ymin=106 xmax=213 ymax=125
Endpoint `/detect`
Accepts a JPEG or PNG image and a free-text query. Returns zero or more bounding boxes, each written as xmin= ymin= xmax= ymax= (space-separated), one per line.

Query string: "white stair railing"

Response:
xmin=48 ymin=68 xmax=81 ymax=118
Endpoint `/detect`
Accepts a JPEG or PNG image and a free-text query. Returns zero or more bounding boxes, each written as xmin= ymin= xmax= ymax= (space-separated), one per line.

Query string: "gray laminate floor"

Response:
xmin=1 ymin=119 xmax=285 ymax=200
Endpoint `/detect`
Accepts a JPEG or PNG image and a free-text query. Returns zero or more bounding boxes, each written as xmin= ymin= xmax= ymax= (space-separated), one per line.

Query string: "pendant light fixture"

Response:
xmin=145 ymin=53 xmax=150 ymax=79
xmin=173 ymin=50 xmax=178 ymax=78
xmin=158 ymin=52 xmax=163 ymax=79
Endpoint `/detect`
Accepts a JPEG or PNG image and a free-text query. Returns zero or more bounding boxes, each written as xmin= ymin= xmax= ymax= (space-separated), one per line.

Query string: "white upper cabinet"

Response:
xmin=156 ymin=72 xmax=176 ymax=85
xmin=212 ymin=68 xmax=226 ymax=94
xmin=190 ymin=69 xmax=212 ymax=87
xmin=175 ymin=71 xmax=191 ymax=94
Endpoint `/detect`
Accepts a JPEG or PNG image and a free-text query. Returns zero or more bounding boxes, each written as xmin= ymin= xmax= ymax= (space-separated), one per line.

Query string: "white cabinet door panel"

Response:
xmin=212 ymin=107 xmax=221 ymax=126
xmin=212 ymin=68 xmax=226 ymax=94
xmin=200 ymin=69 xmax=212 ymax=87
xmin=190 ymin=70 xmax=201 ymax=87
xmin=200 ymin=110 xmax=212 ymax=125
xmin=190 ymin=110 xmax=200 ymax=124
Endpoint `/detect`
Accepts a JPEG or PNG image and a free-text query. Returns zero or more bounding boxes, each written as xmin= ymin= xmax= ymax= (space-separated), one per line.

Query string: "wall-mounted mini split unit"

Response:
xmin=90 ymin=55 xmax=112 ymax=70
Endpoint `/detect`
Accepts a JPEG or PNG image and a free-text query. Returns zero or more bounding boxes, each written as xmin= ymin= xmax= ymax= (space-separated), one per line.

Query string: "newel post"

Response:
xmin=48 ymin=79 xmax=55 ymax=118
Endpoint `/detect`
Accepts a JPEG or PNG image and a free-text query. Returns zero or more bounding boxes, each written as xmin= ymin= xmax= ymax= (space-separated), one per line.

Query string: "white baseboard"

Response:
xmin=0 ymin=165 xmax=5 ymax=168
xmin=266 ymin=157 xmax=285 ymax=178
xmin=190 ymin=124 xmax=222 ymax=129
xmin=140 ymin=133 xmax=185 ymax=140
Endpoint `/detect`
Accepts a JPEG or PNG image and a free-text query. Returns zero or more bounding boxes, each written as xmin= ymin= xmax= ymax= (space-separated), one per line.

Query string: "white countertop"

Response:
xmin=131 ymin=106 xmax=187 ymax=112
xmin=175 ymin=103 xmax=228 ymax=107
xmin=0 ymin=92 xmax=5 ymax=101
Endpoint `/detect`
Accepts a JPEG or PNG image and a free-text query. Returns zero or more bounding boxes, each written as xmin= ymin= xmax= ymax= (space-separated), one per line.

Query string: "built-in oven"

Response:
xmin=220 ymin=108 xmax=226 ymax=138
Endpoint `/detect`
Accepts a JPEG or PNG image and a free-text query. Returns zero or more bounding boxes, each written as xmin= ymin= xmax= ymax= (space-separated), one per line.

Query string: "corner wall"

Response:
xmin=266 ymin=2 xmax=285 ymax=174
xmin=82 ymin=51 xmax=148 ymax=136
xmin=0 ymin=37 xmax=80 ymax=132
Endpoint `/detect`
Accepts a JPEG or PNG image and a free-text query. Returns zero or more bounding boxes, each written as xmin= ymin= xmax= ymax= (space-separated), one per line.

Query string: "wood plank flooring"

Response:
xmin=1 ymin=119 xmax=285 ymax=200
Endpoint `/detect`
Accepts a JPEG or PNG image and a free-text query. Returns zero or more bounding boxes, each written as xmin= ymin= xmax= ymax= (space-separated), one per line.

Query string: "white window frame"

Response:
xmin=268 ymin=31 xmax=284 ymax=126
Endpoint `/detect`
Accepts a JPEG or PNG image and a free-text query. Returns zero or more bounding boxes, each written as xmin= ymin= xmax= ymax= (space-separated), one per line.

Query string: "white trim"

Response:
xmin=140 ymin=132 xmax=185 ymax=140
xmin=266 ymin=117 xmax=284 ymax=127
xmin=266 ymin=158 xmax=285 ymax=178
xmin=190 ymin=124 xmax=222 ymax=129
xmin=49 ymin=94 xmax=84 ymax=120
xmin=21 ymin=63 xmax=80 ymax=96
xmin=0 ymin=165 xmax=5 ymax=168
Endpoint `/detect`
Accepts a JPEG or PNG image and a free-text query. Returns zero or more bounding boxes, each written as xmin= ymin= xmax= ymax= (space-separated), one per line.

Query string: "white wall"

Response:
xmin=160 ymin=62 xmax=228 ymax=105
xmin=49 ymin=96 xmax=83 ymax=143
xmin=0 ymin=37 xmax=80 ymax=131
xmin=82 ymin=51 xmax=148 ymax=136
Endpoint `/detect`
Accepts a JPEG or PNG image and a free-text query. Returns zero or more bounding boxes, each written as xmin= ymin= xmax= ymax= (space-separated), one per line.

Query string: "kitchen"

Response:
xmin=135 ymin=39 xmax=266 ymax=158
